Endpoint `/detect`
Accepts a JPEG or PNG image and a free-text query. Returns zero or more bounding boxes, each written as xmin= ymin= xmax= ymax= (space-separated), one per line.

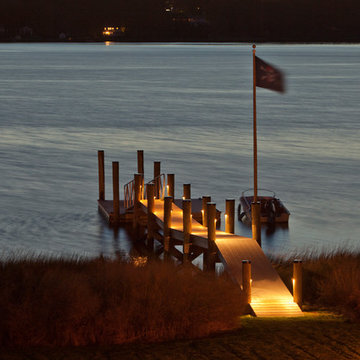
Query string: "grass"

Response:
xmin=1 ymin=315 xmax=360 ymax=359
xmin=1 ymin=249 xmax=359 ymax=355
xmin=0 ymin=255 xmax=245 ymax=347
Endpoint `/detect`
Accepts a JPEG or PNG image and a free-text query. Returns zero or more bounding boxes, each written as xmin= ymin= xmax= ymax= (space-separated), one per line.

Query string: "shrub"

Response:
xmin=0 ymin=256 xmax=244 ymax=346
xmin=272 ymin=250 xmax=360 ymax=320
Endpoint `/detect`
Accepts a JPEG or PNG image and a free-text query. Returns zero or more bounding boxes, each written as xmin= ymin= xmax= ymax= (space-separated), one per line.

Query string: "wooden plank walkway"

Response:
xmin=140 ymin=199 xmax=303 ymax=317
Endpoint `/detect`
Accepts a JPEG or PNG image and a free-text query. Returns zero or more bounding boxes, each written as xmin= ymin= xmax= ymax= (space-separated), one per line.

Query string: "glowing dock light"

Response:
xmin=293 ymin=260 xmax=303 ymax=307
xmin=242 ymin=260 xmax=252 ymax=304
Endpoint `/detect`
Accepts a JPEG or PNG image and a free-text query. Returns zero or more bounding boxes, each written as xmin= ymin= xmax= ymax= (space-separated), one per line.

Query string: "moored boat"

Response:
xmin=238 ymin=189 xmax=290 ymax=224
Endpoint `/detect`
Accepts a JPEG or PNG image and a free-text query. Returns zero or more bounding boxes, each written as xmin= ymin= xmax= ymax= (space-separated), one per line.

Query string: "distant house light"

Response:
xmin=102 ymin=26 xmax=126 ymax=37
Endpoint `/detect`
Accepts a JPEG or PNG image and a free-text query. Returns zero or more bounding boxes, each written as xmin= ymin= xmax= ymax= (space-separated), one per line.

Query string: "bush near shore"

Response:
xmin=272 ymin=250 xmax=360 ymax=321
xmin=1 ymin=250 xmax=359 ymax=348
xmin=0 ymin=256 xmax=244 ymax=347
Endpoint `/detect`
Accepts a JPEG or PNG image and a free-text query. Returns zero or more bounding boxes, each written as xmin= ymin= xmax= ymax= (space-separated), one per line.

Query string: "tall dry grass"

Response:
xmin=272 ymin=250 xmax=360 ymax=320
xmin=0 ymin=255 xmax=244 ymax=347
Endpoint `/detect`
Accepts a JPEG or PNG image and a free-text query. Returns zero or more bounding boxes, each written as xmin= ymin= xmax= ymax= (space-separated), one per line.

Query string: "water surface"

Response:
xmin=0 ymin=43 xmax=359 ymax=258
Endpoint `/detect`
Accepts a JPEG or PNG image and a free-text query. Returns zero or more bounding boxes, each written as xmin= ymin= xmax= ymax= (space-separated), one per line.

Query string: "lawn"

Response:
xmin=2 ymin=314 xmax=360 ymax=360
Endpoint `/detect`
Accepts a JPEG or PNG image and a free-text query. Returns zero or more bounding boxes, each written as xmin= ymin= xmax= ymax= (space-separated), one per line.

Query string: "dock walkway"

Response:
xmin=141 ymin=199 xmax=303 ymax=317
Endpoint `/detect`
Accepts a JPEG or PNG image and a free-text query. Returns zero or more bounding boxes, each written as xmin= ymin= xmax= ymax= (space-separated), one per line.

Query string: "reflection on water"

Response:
xmin=0 ymin=43 xmax=359 ymax=258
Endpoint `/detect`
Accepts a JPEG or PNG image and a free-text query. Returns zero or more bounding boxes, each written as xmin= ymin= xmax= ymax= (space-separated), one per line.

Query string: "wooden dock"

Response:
xmin=98 ymin=198 xmax=221 ymax=225
xmin=140 ymin=199 xmax=302 ymax=317
xmin=97 ymin=149 xmax=303 ymax=317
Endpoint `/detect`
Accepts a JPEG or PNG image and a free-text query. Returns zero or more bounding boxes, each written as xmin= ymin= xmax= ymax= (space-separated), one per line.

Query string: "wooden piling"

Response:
xmin=146 ymin=183 xmax=155 ymax=249
xmin=242 ymin=260 xmax=252 ymax=304
xmin=251 ymin=201 xmax=261 ymax=246
xmin=98 ymin=150 xmax=105 ymax=200
xmin=112 ymin=161 xmax=120 ymax=224
xmin=225 ymin=199 xmax=235 ymax=234
xmin=154 ymin=161 xmax=161 ymax=199
xmin=133 ymin=173 xmax=143 ymax=228
xmin=293 ymin=260 xmax=303 ymax=308
xmin=182 ymin=199 xmax=192 ymax=263
xmin=167 ymin=174 xmax=175 ymax=198
xmin=183 ymin=184 xmax=191 ymax=200
xmin=163 ymin=196 xmax=173 ymax=258
xmin=202 ymin=196 xmax=211 ymax=227
xmin=137 ymin=150 xmax=144 ymax=175
xmin=205 ymin=202 xmax=217 ymax=271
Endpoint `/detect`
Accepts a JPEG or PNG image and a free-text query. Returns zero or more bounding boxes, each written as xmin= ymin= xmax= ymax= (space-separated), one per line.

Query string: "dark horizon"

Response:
xmin=1 ymin=0 xmax=360 ymax=43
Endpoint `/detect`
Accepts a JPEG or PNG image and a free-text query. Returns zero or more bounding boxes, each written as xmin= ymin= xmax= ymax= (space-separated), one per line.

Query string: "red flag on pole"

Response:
xmin=255 ymin=56 xmax=285 ymax=93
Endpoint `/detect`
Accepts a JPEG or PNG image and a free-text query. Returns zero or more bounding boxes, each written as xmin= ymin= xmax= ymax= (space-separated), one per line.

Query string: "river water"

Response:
xmin=0 ymin=43 xmax=359 ymax=258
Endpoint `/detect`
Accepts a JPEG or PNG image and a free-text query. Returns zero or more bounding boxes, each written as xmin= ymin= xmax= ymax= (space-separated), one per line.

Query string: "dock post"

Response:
xmin=98 ymin=150 xmax=105 ymax=200
xmin=154 ymin=161 xmax=161 ymax=199
xmin=146 ymin=183 xmax=155 ymax=249
xmin=163 ymin=196 xmax=173 ymax=259
xmin=182 ymin=199 xmax=192 ymax=263
xmin=205 ymin=202 xmax=217 ymax=271
xmin=112 ymin=161 xmax=120 ymax=224
xmin=251 ymin=201 xmax=261 ymax=246
xmin=183 ymin=184 xmax=191 ymax=200
xmin=167 ymin=174 xmax=175 ymax=199
xmin=242 ymin=260 xmax=252 ymax=305
xmin=202 ymin=196 xmax=211 ymax=226
xmin=293 ymin=260 xmax=303 ymax=308
xmin=137 ymin=150 xmax=144 ymax=175
xmin=133 ymin=173 xmax=143 ymax=229
xmin=225 ymin=199 xmax=235 ymax=234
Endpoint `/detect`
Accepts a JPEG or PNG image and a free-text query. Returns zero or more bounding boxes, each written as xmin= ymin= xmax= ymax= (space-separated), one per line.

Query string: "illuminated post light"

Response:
xmin=112 ymin=162 xmax=120 ymax=224
xmin=293 ymin=259 xmax=303 ymax=308
xmin=202 ymin=196 xmax=211 ymax=227
xmin=133 ymin=173 xmax=143 ymax=229
xmin=182 ymin=199 xmax=192 ymax=263
xmin=206 ymin=202 xmax=217 ymax=272
xmin=183 ymin=184 xmax=191 ymax=200
xmin=167 ymin=174 xmax=174 ymax=199
xmin=163 ymin=196 xmax=172 ymax=259
xmin=251 ymin=201 xmax=261 ymax=246
xmin=146 ymin=183 xmax=155 ymax=250
xmin=242 ymin=260 xmax=252 ymax=304
xmin=137 ymin=150 xmax=144 ymax=175
xmin=154 ymin=161 xmax=161 ymax=199
xmin=225 ymin=199 xmax=235 ymax=234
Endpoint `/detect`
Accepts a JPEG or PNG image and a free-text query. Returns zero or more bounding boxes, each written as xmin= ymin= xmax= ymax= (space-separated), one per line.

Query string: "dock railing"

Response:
xmin=124 ymin=179 xmax=135 ymax=210
xmin=144 ymin=174 xmax=166 ymax=200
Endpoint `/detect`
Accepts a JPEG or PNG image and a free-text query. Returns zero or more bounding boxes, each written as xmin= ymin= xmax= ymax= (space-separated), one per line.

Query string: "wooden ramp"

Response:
xmin=141 ymin=199 xmax=303 ymax=318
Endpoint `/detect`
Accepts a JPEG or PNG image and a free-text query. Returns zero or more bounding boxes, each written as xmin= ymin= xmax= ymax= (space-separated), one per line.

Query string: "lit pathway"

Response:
xmin=141 ymin=199 xmax=303 ymax=317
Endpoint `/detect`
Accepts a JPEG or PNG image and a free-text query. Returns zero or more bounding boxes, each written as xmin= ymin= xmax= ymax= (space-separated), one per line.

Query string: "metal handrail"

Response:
xmin=124 ymin=179 xmax=135 ymax=210
xmin=144 ymin=173 xmax=166 ymax=200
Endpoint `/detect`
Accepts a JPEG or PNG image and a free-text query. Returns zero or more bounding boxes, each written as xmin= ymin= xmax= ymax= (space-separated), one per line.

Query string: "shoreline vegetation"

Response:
xmin=0 ymin=255 xmax=245 ymax=347
xmin=0 ymin=250 xmax=359 ymax=354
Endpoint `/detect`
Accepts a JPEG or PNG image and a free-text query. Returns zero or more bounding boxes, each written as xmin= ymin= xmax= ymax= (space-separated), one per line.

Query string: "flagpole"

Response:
xmin=251 ymin=44 xmax=261 ymax=247
xmin=252 ymin=44 xmax=257 ymax=203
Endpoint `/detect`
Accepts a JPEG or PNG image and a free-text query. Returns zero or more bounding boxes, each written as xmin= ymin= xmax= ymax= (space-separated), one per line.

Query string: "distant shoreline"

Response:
xmin=1 ymin=39 xmax=360 ymax=45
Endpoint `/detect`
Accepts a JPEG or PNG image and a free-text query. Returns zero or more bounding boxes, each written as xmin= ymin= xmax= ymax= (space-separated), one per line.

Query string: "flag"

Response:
xmin=255 ymin=56 xmax=285 ymax=93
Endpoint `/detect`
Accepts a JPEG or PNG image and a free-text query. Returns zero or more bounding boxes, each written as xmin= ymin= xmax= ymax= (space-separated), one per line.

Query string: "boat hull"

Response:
xmin=239 ymin=195 xmax=290 ymax=224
